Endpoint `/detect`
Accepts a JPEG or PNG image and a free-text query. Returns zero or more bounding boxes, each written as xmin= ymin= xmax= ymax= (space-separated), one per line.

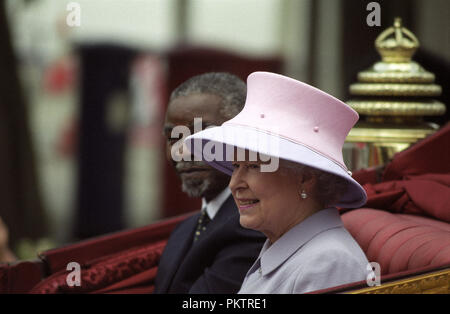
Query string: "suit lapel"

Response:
xmin=166 ymin=196 xmax=237 ymax=292
xmin=160 ymin=195 xmax=238 ymax=292
xmin=180 ymin=195 xmax=236 ymax=265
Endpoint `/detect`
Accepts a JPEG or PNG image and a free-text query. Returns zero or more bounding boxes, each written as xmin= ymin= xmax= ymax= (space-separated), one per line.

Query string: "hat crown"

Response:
xmin=224 ymin=72 xmax=359 ymax=169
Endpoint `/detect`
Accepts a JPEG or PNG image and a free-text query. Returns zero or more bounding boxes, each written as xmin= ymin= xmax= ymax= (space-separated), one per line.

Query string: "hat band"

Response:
xmin=223 ymin=122 xmax=349 ymax=173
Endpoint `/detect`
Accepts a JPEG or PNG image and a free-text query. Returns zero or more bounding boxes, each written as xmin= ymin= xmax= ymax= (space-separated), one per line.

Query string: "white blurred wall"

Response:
xmin=7 ymin=0 xmax=287 ymax=61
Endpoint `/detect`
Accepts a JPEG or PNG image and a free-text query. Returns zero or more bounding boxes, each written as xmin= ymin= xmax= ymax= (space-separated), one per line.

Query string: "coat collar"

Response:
xmin=259 ymin=208 xmax=343 ymax=276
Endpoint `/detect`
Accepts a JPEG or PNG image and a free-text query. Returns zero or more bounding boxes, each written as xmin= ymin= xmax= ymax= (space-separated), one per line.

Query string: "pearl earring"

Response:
xmin=300 ymin=190 xmax=308 ymax=199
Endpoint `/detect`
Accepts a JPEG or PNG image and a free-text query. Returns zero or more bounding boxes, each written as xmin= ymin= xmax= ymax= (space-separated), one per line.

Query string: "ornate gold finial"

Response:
xmin=347 ymin=17 xmax=445 ymax=118
xmin=344 ymin=17 xmax=446 ymax=170
xmin=375 ymin=17 xmax=419 ymax=63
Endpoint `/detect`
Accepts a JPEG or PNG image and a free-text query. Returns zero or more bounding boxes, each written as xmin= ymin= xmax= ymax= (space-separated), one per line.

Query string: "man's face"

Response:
xmin=164 ymin=93 xmax=231 ymax=201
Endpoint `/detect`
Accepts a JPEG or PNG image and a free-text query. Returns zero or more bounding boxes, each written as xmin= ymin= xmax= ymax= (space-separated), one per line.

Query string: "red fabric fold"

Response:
xmin=382 ymin=123 xmax=450 ymax=181
xmin=363 ymin=173 xmax=450 ymax=223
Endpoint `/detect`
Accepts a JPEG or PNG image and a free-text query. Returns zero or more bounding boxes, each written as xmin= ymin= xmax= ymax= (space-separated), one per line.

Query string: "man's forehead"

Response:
xmin=165 ymin=93 xmax=226 ymax=128
xmin=169 ymin=93 xmax=222 ymax=109
xmin=163 ymin=118 xmax=219 ymax=131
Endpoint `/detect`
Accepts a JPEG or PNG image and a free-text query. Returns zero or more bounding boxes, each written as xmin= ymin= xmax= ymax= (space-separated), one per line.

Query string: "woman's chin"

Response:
xmin=239 ymin=216 xmax=259 ymax=231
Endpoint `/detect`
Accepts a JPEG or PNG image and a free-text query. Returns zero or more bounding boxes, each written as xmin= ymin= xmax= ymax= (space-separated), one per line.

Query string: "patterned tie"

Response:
xmin=193 ymin=209 xmax=211 ymax=243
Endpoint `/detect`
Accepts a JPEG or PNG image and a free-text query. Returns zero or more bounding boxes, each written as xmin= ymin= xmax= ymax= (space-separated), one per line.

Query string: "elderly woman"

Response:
xmin=185 ymin=72 xmax=369 ymax=293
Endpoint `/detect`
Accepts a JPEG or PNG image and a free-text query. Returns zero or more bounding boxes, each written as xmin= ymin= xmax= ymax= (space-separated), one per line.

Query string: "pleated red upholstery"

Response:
xmin=342 ymin=209 xmax=450 ymax=275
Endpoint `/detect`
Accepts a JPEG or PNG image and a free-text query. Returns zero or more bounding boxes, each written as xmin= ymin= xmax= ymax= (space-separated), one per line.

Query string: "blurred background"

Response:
xmin=0 ymin=0 xmax=448 ymax=259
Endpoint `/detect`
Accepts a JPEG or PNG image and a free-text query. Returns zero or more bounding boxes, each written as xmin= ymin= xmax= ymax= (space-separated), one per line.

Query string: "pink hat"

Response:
xmin=185 ymin=72 xmax=367 ymax=208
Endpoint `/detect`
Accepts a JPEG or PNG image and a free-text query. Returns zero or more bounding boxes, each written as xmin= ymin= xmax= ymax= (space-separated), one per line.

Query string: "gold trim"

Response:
xmin=346 ymin=268 xmax=450 ymax=294
xmin=346 ymin=126 xmax=436 ymax=144
xmin=347 ymin=100 xmax=446 ymax=116
xmin=358 ymin=71 xmax=435 ymax=83
xmin=349 ymin=83 xmax=442 ymax=97
xmin=357 ymin=61 xmax=435 ymax=84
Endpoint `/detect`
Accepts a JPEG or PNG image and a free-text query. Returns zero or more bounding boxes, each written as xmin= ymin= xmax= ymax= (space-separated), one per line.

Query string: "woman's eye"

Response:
xmin=232 ymin=163 xmax=259 ymax=170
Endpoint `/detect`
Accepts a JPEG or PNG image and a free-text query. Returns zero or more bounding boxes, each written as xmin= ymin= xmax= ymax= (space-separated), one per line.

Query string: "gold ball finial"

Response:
xmin=375 ymin=17 xmax=419 ymax=63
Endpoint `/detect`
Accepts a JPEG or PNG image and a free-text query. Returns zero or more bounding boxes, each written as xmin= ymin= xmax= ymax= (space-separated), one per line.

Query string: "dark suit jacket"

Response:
xmin=154 ymin=195 xmax=266 ymax=293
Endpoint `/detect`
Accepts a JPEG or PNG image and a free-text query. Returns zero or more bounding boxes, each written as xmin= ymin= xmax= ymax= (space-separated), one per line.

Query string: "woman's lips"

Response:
xmin=236 ymin=198 xmax=260 ymax=210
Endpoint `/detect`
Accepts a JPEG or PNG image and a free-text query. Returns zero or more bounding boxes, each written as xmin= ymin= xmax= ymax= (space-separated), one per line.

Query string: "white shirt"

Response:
xmin=201 ymin=188 xmax=232 ymax=219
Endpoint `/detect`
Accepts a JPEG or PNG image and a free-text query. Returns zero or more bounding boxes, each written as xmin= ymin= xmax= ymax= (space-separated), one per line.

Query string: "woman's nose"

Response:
xmin=229 ymin=166 xmax=247 ymax=192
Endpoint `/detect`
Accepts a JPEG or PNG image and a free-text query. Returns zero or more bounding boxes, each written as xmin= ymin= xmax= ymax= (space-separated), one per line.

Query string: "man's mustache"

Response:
xmin=175 ymin=161 xmax=210 ymax=172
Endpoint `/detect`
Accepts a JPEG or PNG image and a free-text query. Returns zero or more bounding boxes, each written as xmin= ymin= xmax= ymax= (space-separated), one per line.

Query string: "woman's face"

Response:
xmin=229 ymin=160 xmax=314 ymax=243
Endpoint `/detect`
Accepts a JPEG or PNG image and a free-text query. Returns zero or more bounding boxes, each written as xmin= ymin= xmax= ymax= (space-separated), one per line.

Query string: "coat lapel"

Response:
xmin=158 ymin=195 xmax=238 ymax=292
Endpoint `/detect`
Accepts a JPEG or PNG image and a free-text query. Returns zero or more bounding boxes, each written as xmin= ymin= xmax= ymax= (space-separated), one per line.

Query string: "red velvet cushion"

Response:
xmin=30 ymin=240 xmax=166 ymax=294
xmin=342 ymin=208 xmax=450 ymax=275
xmin=396 ymin=214 xmax=450 ymax=231
xmin=26 ymin=213 xmax=195 ymax=294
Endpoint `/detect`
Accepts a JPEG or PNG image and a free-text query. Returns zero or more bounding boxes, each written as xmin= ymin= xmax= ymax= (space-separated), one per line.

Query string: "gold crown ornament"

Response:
xmin=347 ymin=17 xmax=445 ymax=119
xmin=344 ymin=18 xmax=446 ymax=170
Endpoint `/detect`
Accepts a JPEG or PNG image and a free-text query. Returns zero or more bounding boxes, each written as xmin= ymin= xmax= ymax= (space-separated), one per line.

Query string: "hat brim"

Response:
xmin=185 ymin=124 xmax=367 ymax=208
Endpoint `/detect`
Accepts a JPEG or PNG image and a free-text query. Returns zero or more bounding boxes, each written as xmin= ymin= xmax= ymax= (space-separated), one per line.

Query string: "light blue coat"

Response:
xmin=238 ymin=208 xmax=369 ymax=294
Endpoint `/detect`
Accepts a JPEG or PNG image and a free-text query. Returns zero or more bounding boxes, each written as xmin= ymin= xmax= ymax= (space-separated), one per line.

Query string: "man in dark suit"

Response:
xmin=154 ymin=73 xmax=265 ymax=293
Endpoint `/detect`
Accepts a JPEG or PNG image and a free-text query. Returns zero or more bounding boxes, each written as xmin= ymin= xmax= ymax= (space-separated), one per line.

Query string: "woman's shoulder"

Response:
xmin=300 ymin=226 xmax=368 ymax=266
xmin=289 ymin=227 xmax=369 ymax=293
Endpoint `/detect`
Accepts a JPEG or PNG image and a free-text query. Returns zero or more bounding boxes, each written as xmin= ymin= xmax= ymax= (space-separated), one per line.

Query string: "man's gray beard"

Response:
xmin=181 ymin=177 xmax=212 ymax=198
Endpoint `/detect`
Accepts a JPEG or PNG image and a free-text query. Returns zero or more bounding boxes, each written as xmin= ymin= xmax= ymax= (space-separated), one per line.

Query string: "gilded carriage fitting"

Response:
xmin=344 ymin=18 xmax=446 ymax=170
xmin=348 ymin=17 xmax=445 ymax=117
